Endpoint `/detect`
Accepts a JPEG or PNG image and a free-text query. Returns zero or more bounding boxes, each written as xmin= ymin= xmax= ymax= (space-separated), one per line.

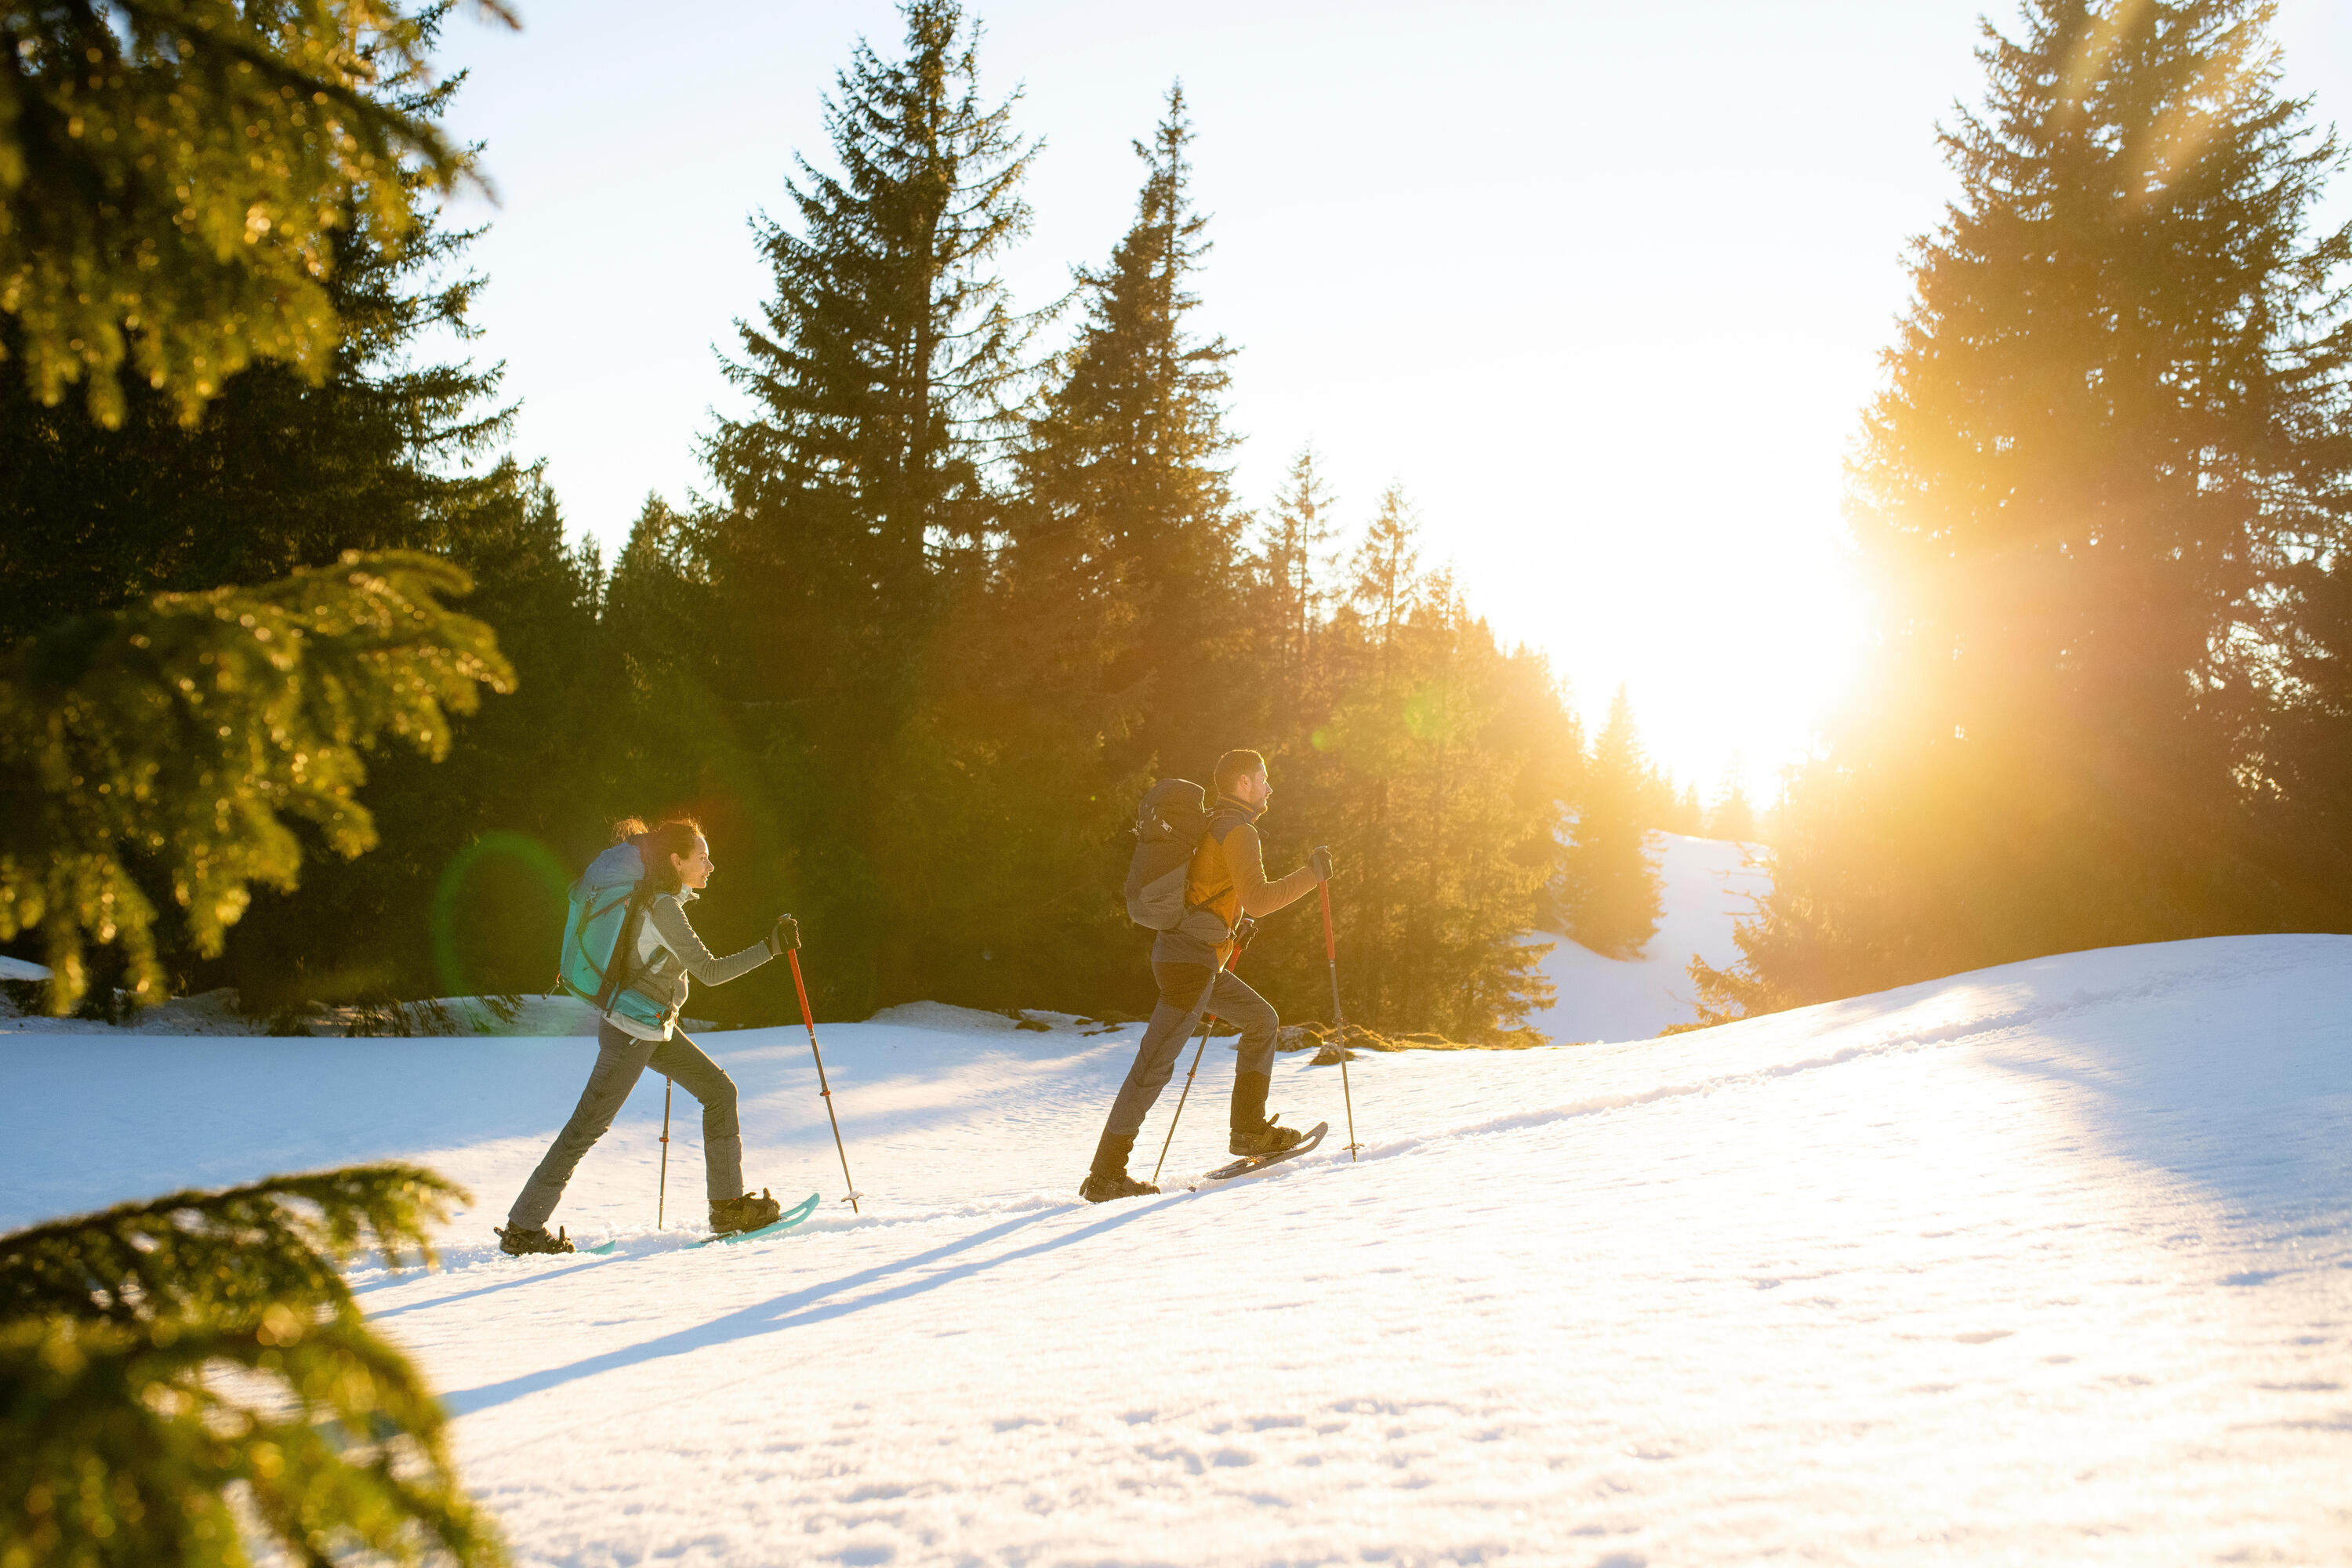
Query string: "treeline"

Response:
xmin=1696 ymin=0 xmax=2352 ymax=1020
xmin=5 ymin=0 xmax=1745 ymax=1037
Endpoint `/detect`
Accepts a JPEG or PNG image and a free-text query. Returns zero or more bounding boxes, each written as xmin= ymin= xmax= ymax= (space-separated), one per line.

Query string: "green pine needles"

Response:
xmin=0 ymin=0 xmax=517 ymax=428
xmin=0 ymin=1163 xmax=504 ymax=1567
xmin=0 ymin=551 xmax=515 ymax=1014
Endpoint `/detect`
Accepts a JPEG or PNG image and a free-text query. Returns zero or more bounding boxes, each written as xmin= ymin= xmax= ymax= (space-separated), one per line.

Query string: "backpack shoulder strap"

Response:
xmin=592 ymin=885 xmax=659 ymax=1013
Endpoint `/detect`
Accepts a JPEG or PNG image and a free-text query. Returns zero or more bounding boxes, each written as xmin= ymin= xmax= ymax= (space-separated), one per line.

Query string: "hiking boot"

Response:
xmin=1079 ymin=1170 xmax=1160 ymax=1203
xmin=710 ymin=1189 xmax=785 ymax=1236
xmin=495 ymin=1223 xmax=575 ymax=1256
xmin=1229 ymin=1116 xmax=1306 ymax=1159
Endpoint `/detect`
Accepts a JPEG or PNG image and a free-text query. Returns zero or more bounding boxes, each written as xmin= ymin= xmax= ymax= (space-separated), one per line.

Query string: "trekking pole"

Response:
xmin=783 ymin=930 xmax=860 ymax=1214
xmin=656 ymin=1076 xmax=673 ymax=1227
xmin=1319 ymin=881 xmax=1360 ymax=1160
xmin=1149 ymin=953 xmax=1233 ymax=1188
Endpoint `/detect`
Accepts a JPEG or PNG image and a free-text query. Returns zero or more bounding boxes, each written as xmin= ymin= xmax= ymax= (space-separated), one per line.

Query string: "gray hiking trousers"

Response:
xmin=1098 ymin=962 xmax=1279 ymax=1143
xmin=508 ymin=1020 xmax=742 ymax=1229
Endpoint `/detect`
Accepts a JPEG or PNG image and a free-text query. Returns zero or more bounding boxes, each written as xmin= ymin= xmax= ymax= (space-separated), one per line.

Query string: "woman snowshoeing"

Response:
xmin=498 ymin=817 xmax=795 ymax=1254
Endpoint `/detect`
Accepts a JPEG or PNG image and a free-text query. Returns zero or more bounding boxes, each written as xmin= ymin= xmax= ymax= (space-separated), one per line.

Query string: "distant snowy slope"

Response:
xmin=1532 ymin=831 xmax=1769 ymax=1041
xmin=2 ymin=935 xmax=2346 ymax=1565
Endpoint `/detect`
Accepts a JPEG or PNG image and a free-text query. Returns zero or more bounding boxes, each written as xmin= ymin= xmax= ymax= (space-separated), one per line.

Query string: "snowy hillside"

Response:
xmin=4 ymin=935 xmax=2347 ymax=1564
xmin=1532 ymin=831 xmax=1770 ymax=1041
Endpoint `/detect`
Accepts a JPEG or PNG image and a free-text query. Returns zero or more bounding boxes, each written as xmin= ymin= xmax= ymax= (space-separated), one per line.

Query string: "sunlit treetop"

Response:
xmin=0 ymin=0 xmax=515 ymax=428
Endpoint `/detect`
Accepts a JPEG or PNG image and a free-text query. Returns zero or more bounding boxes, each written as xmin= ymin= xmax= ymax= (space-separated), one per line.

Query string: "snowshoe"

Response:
xmin=710 ymin=1189 xmax=785 ymax=1236
xmin=1228 ymin=1115 xmax=1306 ymax=1159
xmin=1079 ymin=1170 xmax=1160 ymax=1203
xmin=496 ymin=1223 xmax=575 ymax=1256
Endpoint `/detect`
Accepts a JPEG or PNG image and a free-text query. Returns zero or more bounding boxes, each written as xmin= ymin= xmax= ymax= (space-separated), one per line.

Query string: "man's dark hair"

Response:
xmin=1213 ymin=750 xmax=1266 ymax=797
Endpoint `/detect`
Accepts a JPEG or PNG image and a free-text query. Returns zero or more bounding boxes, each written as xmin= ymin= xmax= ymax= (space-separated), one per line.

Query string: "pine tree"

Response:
xmin=1703 ymin=0 xmax=2352 ymax=1011
xmin=1348 ymin=486 xmax=1421 ymax=690
xmin=0 ymin=1 xmax=510 ymax=426
xmin=855 ymin=82 xmax=1246 ymax=1013
xmin=1255 ymin=499 xmax=1567 ymax=1040
xmin=1258 ymin=447 xmax=1338 ymax=737
xmin=0 ymin=553 xmax=512 ymax=1014
xmin=0 ymin=1166 xmax=504 ymax=1566
xmin=0 ymin=175 xmax=516 ymax=646
xmin=2267 ymin=552 xmax=2352 ymax=920
xmin=216 ymin=474 xmax=614 ymax=1015
xmin=1008 ymin=80 xmax=1240 ymax=775
xmin=1708 ymin=760 xmax=1759 ymax=842
xmin=1562 ymin=685 xmax=1664 ymax=958
xmin=0 ymin=21 xmax=582 ymax=1015
xmin=706 ymin=0 xmax=1038 ymax=677
xmin=702 ymin=0 xmax=1041 ymax=1013
xmin=1671 ymin=780 xmax=1704 ymax=837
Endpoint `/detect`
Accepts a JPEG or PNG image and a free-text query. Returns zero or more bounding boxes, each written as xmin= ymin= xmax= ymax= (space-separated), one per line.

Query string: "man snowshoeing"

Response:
xmin=1082 ymin=750 xmax=1332 ymax=1202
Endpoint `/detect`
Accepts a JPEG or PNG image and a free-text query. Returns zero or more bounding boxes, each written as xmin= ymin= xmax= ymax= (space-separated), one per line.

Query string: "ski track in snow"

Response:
xmin=5 ymin=934 xmax=2350 ymax=1565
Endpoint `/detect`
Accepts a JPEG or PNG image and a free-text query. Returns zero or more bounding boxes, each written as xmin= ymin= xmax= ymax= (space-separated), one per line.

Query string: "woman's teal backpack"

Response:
xmin=555 ymin=844 xmax=670 ymax=1031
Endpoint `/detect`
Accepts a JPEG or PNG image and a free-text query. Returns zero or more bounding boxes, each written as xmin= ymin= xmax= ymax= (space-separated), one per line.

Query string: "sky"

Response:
xmin=429 ymin=1 xmax=2352 ymax=804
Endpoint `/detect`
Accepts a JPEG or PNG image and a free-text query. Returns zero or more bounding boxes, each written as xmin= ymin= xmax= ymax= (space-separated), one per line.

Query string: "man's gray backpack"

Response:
xmin=1123 ymin=779 xmax=1211 ymax=930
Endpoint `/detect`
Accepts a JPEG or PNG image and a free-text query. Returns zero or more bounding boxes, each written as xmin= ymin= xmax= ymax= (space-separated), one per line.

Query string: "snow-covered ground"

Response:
xmin=0 ymin=984 xmax=713 ymax=1039
xmin=1532 ymin=832 xmax=1770 ymax=1041
xmin=4 ymin=935 xmax=2347 ymax=1564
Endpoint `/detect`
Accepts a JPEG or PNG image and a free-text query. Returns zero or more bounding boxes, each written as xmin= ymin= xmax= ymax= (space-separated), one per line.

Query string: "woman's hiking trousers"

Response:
xmin=508 ymin=1018 xmax=742 ymax=1229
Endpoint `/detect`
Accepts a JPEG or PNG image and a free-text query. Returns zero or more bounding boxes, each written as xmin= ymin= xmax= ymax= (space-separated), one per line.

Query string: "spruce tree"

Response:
xmin=2267 ymin=553 xmax=2352 ymax=921
xmin=1708 ymin=762 xmax=1759 ymax=842
xmin=0 ymin=1 xmax=508 ymax=426
xmin=215 ymin=474 xmax=613 ymax=1014
xmin=1670 ymin=781 xmax=1704 ymax=837
xmin=1262 ymin=448 xmax=1339 ymax=722
xmin=1256 ymin=500 xmax=1567 ymax=1040
xmin=1008 ymin=80 xmax=1240 ymax=775
xmin=0 ymin=176 xmax=515 ymax=647
xmin=706 ymin=0 xmax=1038 ymax=681
xmin=702 ymin=0 xmax=1040 ymax=1012
xmin=0 ymin=20 xmax=593 ymax=1015
xmin=0 ymin=553 xmax=513 ymax=1013
xmin=858 ymin=82 xmax=1243 ymax=1012
xmin=1704 ymin=0 xmax=2352 ymax=1011
xmin=1562 ymin=685 xmax=1664 ymax=959
xmin=0 ymin=1166 xmax=504 ymax=1567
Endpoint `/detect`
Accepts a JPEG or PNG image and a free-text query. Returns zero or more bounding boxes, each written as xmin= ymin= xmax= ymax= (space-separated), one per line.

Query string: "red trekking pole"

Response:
xmin=779 ymin=918 xmax=859 ymax=1214
xmin=1319 ymin=881 xmax=1360 ymax=1160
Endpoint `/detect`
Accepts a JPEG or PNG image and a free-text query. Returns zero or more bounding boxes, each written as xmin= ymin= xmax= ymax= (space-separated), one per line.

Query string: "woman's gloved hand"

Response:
xmin=768 ymin=914 xmax=801 ymax=956
xmin=1309 ymin=845 xmax=1334 ymax=883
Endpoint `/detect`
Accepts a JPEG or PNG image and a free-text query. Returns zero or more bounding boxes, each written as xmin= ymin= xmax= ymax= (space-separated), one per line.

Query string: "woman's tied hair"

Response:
xmin=613 ymin=815 xmax=704 ymax=893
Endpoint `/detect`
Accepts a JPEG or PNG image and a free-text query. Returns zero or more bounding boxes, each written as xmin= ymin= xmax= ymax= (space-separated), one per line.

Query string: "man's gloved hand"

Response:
xmin=1232 ymin=915 xmax=1259 ymax=954
xmin=1309 ymin=845 xmax=1334 ymax=883
xmin=768 ymin=914 xmax=801 ymax=956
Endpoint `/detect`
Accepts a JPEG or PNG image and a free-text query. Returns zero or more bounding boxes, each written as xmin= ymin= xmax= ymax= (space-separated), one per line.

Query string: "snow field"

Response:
xmin=2 ymin=936 xmax=2347 ymax=1564
xmin=1530 ymin=832 xmax=1769 ymax=1042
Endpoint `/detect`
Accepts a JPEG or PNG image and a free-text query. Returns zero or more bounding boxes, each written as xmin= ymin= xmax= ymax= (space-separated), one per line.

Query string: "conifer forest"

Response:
xmin=6 ymin=5 xmax=2352 ymax=1564
xmin=6 ymin=0 xmax=2352 ymax=1042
